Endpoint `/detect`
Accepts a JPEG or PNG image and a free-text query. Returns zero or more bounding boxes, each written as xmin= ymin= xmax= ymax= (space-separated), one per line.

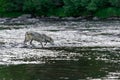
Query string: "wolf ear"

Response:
xmin=26 ymin=31 xmax=29 ymax=33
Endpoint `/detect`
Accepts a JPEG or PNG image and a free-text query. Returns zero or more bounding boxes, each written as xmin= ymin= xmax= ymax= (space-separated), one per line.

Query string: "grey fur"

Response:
xmin=24 ymin=31 xmax=54 ymax=47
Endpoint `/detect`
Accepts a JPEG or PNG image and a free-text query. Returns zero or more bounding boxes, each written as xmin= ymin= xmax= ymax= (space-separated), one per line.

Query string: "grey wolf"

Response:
xmin=24 ymin=31 xmax=54 ymax=47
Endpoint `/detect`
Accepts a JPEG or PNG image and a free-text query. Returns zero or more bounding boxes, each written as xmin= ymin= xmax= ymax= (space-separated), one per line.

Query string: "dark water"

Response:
xmin=0 ymin=60 xmax=119 ymax=80
xmin=0 ymin=47 xmax=120 ymax=80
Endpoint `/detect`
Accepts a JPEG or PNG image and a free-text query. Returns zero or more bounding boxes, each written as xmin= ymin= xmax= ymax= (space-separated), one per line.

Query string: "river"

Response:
xmin=0 ymin=20 xmax=120 ymax=80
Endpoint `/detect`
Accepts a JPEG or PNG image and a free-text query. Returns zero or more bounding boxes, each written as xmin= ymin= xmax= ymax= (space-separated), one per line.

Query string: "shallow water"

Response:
xmin=0 ymin=20 xmax=120 ymax=79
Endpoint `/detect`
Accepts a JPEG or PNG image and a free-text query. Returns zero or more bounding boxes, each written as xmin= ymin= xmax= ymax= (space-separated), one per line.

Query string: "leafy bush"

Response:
xmin=95 ymin=8 xmax=120 ymax=18
xmin=0 ymin=12 xmax=23 ymax=17
xmin=23 ymin=0 xmax=56 ymax=16
xmin=0 ymin=0 xmax=120 ymax=18
xmin=109 ymin=0 xmax=120 ymax=8
xmin=63 ymin=0 xmax=84 ymax=17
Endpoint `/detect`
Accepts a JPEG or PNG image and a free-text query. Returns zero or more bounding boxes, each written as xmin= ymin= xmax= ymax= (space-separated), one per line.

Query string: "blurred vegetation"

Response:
xmin=0 ymin=0 xmax=120 ymax=18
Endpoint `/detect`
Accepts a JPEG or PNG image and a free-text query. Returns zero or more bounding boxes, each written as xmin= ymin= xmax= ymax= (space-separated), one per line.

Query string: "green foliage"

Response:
xmin=0 ymin=0 xmax=7 ymax=12
xmin=63 ymin=0 xmax=76 ymax=16
xmin=23 ymin=0 xmax=56 ymax=16
xmin=85 ymin=0 xmax=109 ymax=16
xmin=0 ymin=0 xmax=120 ymax=18
xmin=0 ymin=12 xmax=23 ymax=17
xmin=63 ymin=0 xmax=84 ymax=17
xmin=23 ymin=0 xmax=39 ymax=13
xmin=0 ymin=0 xmax=25 ymax=12
xmin=109 ymin=0 xmax=120 ymax=8
xmin=48 ymin=8 xmax=65 ymax=17
xmin=95 ymin=8 xmax=120 ymax=18
xmin=80 ymin=0 xmax=90 ymax=7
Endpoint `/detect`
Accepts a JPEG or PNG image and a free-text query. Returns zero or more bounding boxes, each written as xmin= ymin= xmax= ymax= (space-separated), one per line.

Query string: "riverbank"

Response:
xmin=1 ymin=14 xmax=120 ymax=25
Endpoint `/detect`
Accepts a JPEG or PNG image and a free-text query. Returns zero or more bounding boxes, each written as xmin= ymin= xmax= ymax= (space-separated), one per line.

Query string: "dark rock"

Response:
xmin=0 ymin=18 xmax=7 ymax=24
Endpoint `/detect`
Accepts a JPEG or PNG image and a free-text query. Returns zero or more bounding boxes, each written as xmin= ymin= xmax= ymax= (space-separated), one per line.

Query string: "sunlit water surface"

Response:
xmin=0 ymin=20 xmax=120 ymax=80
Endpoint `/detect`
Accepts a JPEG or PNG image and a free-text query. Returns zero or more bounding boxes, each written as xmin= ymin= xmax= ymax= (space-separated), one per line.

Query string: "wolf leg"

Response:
xmin=30 ymin=39 xmax=33 ymax=45
xmin=44 ymin=41 xmax=47 ymax=46
xmin=40 ymin=42 xmax=44 ymax=48
xmin=24 ymin=38 xmax=29 ymax=45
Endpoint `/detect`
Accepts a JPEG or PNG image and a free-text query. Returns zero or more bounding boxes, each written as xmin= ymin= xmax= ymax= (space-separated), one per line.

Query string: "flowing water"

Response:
xmin=0 ymin=20 xmax=120 ymax=80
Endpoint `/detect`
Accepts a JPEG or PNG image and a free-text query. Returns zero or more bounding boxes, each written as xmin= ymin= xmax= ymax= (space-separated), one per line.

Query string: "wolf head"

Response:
xmin=48 ymin=37 xmax=54 ymax=45
xmin=44 ymin=36 xmax=54 ymax=45
xmin=41 ymin=34 xmax=54 ymax=45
